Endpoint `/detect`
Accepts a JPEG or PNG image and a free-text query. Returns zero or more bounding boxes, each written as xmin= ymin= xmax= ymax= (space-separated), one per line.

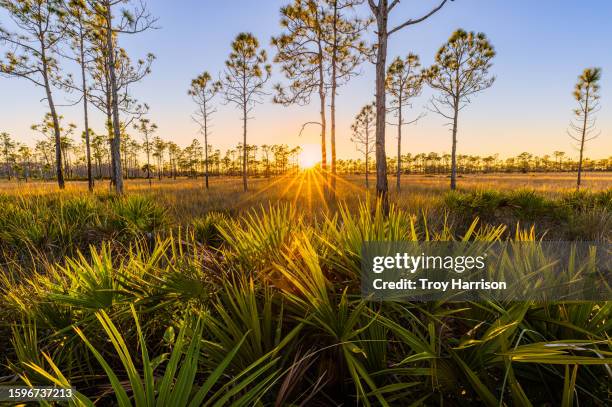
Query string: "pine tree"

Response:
xmin=0 ymin=0 xmax=68 ymax=188
xmin=350 ymin=102 xmax=376 ymax=188
xmin=272 ymin=0 xmax=329 ymax=179
xmin=323 ymin=0 xmax=370 ymax=197
xmin=189 ymin=72 xmax=221 ymax=190
xmin=423 ymin=29 xmax=495 ymax=190
xmin=63 ymin=0 xmax=96 ymax=191
xmin=385 ymin=53 xmax=423 ymax=190
xmin=86 ymin=0 xmax=156 ymax=194
xmin=367 ymin=0 xmax=450 ymax=212
xmin=134 ymin=118 xmax=157 ymax=186
xmin=222 ymin=33 xmax=271 ymax=192
xmin=0 ymin=132 xmax=15 ymax=180
xmin=568 ymin=67 xmax=602 ymax=190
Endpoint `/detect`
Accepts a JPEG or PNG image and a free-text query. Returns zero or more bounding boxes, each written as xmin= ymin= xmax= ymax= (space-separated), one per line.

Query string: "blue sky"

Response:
xmin=2 ymin=0 xmax=611 ymax=159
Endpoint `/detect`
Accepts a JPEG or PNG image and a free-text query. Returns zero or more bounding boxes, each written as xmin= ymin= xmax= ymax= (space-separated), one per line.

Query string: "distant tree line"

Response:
xmin=0 ymin=126 xmax=609 ymax=182
xmin=339 ymin=152 xmax=611 ymax=177
xmin=0 ymin=131 xmax=307 ymax=181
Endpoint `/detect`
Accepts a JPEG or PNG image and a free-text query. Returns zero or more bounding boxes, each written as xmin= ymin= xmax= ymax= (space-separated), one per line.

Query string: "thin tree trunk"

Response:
xmin=450 ymin=104 xmax=459 ymax=190
xmin=41 ymin=46 xmax=64 ymax=189
xmin=330 ymin=2 xmax=338 ymax=198
xmin=396 ymin=99 xmax=402 ymax=191
xmin=365 ymin=145 xmax=369 ymax=188
xmin=374 ymin=9 xmax=389 ymax=213
xmin=122 ymin=143 xmax=128 ymax=179
xmin=105 ymin=2 xmax=124 ymax=194
xmin=242 ymin=102 xmax=248 ymax=192
xmin=79 ymin=29 xmax=94 ymax=192
xmin=204 ymin=98 xmax=209 ymax=190
xmin=105 ymin=83 xmax=115 ymax=188
xmin=146 ymin=141 xmax=151 ymax=187
xmin=577 ymin=88 xmax=589 ymax=190
xmin=4 ymin=146 xmax=10 ymax=180
xmin=317 ymin=42 xmax=327 ymax=180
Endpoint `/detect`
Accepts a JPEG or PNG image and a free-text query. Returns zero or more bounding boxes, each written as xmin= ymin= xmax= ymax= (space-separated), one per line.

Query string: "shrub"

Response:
xmin=190 ymin=211 xmax=227 ymax=247
xmin=109 ymin=195 xmax=168 ymax=236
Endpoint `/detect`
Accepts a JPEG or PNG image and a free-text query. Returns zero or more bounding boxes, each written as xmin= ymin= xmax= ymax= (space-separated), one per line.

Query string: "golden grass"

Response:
xmin=0 ymin=171 xmax=610 ymax=222
xmin=2 ymin=171 xmax=610 ymax=194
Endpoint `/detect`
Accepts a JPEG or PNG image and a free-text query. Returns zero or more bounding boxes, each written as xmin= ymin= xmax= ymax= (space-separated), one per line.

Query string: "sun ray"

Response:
xmin=238 ymin=171 xmax=295 ymax=204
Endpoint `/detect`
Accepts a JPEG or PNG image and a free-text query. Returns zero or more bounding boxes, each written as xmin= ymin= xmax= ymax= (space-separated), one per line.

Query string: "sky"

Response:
xmin=1 ymin=0 xmax=612 ymax=160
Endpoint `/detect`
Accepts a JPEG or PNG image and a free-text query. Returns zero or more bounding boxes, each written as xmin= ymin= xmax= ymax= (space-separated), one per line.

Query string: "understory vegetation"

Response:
xmin=0 ymin=187 xmax=610 ymax=406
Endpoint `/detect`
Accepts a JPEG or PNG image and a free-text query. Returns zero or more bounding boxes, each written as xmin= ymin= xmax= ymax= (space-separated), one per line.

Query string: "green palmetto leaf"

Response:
xmin=449 ymin=349 xmax=499 ymax=407
xmin=24 ymin=305 xmax=276 ymax=406
xmin=561 ymin=365 xmax=578 ymax=407
xmin=23 ymin=353 xmax=94 ymax=407
xmin=73 ymin=325 xmax=134 ymax=406
xmin=501 ymin=340 xmax=612 ymax=364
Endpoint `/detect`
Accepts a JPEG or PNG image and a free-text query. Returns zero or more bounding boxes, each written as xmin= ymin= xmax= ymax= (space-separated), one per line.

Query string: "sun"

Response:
xmin=298 ymin=143 xmax=320 ymax=169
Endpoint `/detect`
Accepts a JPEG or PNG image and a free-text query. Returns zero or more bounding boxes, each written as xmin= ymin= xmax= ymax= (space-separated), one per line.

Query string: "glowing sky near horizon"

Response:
xmin=1 ymin=0 xmax=611 ymax=160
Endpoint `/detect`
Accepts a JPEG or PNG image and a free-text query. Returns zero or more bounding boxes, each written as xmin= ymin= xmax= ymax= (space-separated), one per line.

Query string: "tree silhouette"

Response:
xmin=18 ymin=144 xmax=32 ymax=182
xmin=1 ymin=132 xmax=15 ymax=180
xmin=167 ymin=141 xmax=180 ymax=179
xmin=134 ymin=118 xmax=157 ymax=186
xmin=323 ymin=0 xmax=370 ymax=197
xmin=61 ymin=0 xmax=96 ymax=191
xmin=90 ymin=130 xmax=106 ymax=178
xmin=423 ymin=29 xmax=495 ymax=190
xmin=0 ymin=0 xmax=68 ymax=188
xmin=568 ymin=67 xmax=601 ymax=190
xmin=367 ymin=0 xmax=450 ymax=212
xmin=152 ymin=136 xmax=165 ymax=180
xmin=189 ymin=71 xmax=221 ymax=190
xmin=385 ymin=53 xmax=423 ymax=190
xmin=350 ymin=102 xmax=376 ymax=188
xmin=223 ymin=32 xmax=271 ymax=192
xmin=272 ymin=0 xmax=329 ymax=178
xmin=274 ymin=0 xmax=368 ymax=197
xmin=86 ymin=0 xmax=156 ymax=194
xmin=87 ymin=30 xmax=153 ymax=183
xmin=553 ymin=151 xmax=566 ymax=171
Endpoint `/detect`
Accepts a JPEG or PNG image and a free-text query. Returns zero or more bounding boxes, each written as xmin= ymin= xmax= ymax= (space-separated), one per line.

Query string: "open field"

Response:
xmin=3 ymin=172 xmax=611 ymax=194
xmin=1 ymin=171 xmax=610 ymax=214
xmin=1 ymin=172 xmax=610 ymax=240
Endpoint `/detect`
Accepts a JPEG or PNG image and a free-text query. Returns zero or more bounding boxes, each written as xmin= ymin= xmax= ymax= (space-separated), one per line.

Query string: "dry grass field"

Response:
xmin=1 ymin=171 xmax=610 ymax=217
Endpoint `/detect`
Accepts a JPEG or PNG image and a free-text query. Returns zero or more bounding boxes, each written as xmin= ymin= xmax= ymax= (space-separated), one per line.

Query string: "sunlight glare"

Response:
xmin=298 ymin=143 xmax=320 ymax=169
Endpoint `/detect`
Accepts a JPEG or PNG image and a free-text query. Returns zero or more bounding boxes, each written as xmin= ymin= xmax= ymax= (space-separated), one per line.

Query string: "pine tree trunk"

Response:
xmin=4 ymin=146 xmax=10 ymax=180
xmin=365 ymin=147 xmax=369 ymax=188
xmin=450 ymin=104 xmax=459 ymax=190
xmin=242 ymin=102 xmax=248 ymax=192
xmin=41 ymin=46 xmax=64 ymax=189
xmin=79 ymin=31 xmax=94 ymax=192
xmin=577 ymin=88 xmax=589 ymax=190
xmin=106 ymin=87 xmax=115 ymax=188
xmin=396 ymin=100 xmax=402 ymax=191
xmin=204 ymin=99 xmax=209 ymax=190
xmin=374 ymin=11 xmax=389 ymax=213
xmin=317 ymin=43 xmax=327 ymax=180
xmin=105 ymin=2 xmax=124 ymax=195
xmin=146 ymin=144 xmax=151 ymax=187
xmin=330 ymin=2 xmax=338 ymax=198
